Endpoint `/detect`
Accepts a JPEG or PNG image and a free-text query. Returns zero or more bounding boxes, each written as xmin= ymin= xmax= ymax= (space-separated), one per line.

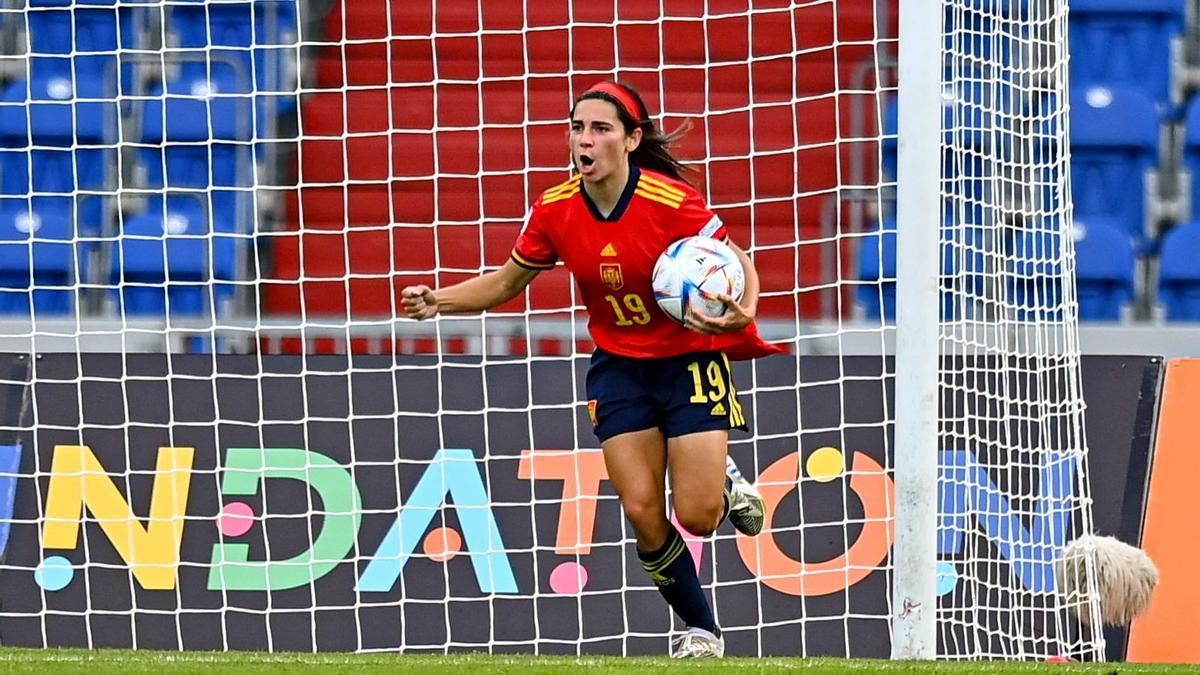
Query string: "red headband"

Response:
xmin=584 ymin=82 xmax=643 ymax=123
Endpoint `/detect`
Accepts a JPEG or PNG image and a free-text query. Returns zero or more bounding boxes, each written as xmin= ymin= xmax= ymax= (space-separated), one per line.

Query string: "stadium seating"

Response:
xmin=857 ymin=216 xmax=1114 ymax=323
xmin=0 ymin=70 xmax=111 ymax=313
xmin=1186 ymin=96 xmax=1200 ymax=223
xmin=856 ymin=216 xmax=987 ymax=321
xmin=26 ymin=0 xmax=150 ymax=101
xmin=941 ymin=222 xmax=990 ymax=319
xmin=882 ymin=81 xmax=1013 ymax=207
xmin=1073 ymin=217 xmax=1135 ymax=321
xmin=28 ymin=3 xmax=115 ymax=92
xmin=270 ymin=0 xmax=874 ymax=318
xmin=942 ymin=0 xmax=1029 ymax=77
xmin=1008 ymin=225 xmax=1064 ymax=322
xmin=134 ymin=72 xmax=256 ymax=314
xmin=0 ymin=199 xmax=77 ymax=314
xmin=1069 ymin=85 xmax=1160 ymax=251
xmin=857 ymin=219 xmax=896 ymax=320
xmin=1159 ymin=220 xmax=1200 ymax=321
xmin=112 ymin=197 xmax=235 ymax=316
xmin=167 ymin=0 xmax=298 ymax=116
xmin=139 ymin=73 xmax=256 ymax=235
xmin=0 ymin=74 xmax=115 ymax=246
xmin=1068 ymin=0 xmax=1186 ymax=111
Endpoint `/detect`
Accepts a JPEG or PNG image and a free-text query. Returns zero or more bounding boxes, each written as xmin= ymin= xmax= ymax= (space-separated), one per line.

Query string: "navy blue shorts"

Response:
xmin=585 ymin=349 xmax=748 ymax=443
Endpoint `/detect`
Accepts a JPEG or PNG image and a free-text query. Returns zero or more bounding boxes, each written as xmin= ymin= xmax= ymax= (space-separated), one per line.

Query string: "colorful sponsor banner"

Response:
xmin=0 ymin=354 xmax=1159 ymax=655
xmin=1128 ymin=359 xmax=1200 ymax=663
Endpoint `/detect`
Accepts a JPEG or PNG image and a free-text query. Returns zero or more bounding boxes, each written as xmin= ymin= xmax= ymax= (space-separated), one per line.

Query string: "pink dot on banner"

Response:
xmin=218 ymin=502 xmax=255 ymax=537
xmin=549 ymin=562 xmax=589 ymax=595
xmin=423 ymin=527 xmax=463 ymax=562
xmin=669 ymin=512 xmax=706 ymax=575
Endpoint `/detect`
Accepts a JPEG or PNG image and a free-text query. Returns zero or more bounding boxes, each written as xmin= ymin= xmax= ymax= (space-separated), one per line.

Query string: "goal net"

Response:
xmin=0 ymin=0 xmax=1102 ymax=660
xmin=931 ymin=0 xmax=1102 ymax=660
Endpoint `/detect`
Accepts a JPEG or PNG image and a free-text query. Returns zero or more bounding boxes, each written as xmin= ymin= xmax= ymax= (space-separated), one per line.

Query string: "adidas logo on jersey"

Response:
xmin=710 ymin=402 xmax=727 ymax=416
xmin=601 ymin=243 xmax=618 ymax=257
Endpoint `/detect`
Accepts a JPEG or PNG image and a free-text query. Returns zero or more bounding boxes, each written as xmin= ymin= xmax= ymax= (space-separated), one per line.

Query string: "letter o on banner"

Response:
xmin=736 ymin=449 xmax=894 ymax=596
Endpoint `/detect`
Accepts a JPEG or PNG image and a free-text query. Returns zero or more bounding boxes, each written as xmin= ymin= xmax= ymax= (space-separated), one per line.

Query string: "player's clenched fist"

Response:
xmin=401 ymin=285 xmax=438 ymax=320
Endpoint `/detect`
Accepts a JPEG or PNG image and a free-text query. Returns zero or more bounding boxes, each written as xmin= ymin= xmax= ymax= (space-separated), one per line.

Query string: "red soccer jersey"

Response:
xmin=511 ymin=166 xmax=780 ymax=360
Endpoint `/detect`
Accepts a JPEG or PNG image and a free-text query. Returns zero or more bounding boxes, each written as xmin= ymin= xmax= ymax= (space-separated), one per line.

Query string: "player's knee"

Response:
xmin=675 ymin=500 xmax=722 ymax=538
xmin=621 ymin=493 xmax=665 ymax=531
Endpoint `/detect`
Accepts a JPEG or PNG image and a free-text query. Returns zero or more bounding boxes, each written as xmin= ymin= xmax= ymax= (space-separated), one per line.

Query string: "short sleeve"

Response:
xmin=675 ymin=191 xmax=728 ymax=242
xmin=511 ymin=205 xmax=558 ymax=270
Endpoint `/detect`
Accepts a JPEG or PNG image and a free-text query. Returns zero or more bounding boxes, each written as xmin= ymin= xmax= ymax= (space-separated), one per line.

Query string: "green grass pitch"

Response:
xmin=0 ymin=650 xmax=1195 ymax=674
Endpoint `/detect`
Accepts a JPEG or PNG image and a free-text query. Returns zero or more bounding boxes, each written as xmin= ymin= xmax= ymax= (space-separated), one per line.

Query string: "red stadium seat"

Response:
xmin=314 ymin=48 xmax=386 ymax=89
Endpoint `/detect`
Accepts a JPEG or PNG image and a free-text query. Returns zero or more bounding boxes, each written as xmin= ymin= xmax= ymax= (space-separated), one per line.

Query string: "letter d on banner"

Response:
xmin=209 ymin=448 xmax=361 ymax=591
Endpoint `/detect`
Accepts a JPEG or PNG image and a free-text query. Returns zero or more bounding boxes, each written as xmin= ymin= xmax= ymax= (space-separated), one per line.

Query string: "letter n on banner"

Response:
xmin=42 ymin=445 xmax=193 ymax=591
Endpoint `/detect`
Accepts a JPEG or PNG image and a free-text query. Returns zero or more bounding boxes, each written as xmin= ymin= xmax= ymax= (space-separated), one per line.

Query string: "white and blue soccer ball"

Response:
xmin=651 ymin=236 xmax=745 ymax=323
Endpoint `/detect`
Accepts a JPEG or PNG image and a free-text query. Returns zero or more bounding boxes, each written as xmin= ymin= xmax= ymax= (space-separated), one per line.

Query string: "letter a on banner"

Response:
xmin=358 ymin=448 xmax=517 ymax=593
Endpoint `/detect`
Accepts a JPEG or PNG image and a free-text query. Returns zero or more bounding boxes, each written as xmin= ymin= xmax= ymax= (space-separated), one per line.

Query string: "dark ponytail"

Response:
xmin=572 ymin=81 xmax=696 ymax=185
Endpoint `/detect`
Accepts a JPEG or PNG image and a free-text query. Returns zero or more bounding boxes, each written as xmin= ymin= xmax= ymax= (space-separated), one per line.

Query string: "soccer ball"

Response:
xmin=651 ymin=236 xmax=745 ymax=323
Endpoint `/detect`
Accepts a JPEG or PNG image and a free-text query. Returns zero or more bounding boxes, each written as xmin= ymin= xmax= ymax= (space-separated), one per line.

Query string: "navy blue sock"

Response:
xmin=637 ymin=526 xmax=718 ymax=634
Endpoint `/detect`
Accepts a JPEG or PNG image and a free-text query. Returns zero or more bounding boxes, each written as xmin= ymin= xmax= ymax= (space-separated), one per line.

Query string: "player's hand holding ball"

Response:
xmin=401 ymin=285 xmax=439 ymax=320
xmin=685 ymin=291 xmax=755 ymax=334
xmin=651 ymin=236 xmax=752 ymax=335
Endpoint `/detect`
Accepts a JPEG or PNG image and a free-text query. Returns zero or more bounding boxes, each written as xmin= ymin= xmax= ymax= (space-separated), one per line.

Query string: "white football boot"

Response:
xmin=671 ymin=627 xmax=725 ymax=658
xmin=725 ymin=455 xmax=765 ymax=536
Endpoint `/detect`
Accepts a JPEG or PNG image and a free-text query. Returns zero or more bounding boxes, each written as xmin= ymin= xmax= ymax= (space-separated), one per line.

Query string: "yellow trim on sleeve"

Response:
xmin=511 ymin=250 xmax=555 ymax=270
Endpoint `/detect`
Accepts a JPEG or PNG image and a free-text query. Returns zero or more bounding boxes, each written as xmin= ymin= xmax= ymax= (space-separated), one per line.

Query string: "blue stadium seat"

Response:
xmin=1008 ymin=225 xmax=1064 ymax=322
xmin=0 ymin=198 xmax=77 ymax=315
xmin=882 ymin=81 xmax=1015 ymax=208
xmin=1186 ymin=97 xmax=1200 ymax=223
xmin=0 ymin=76 xmax=114 ymax=149
xmin=140 ymin=74 xmax=255 ymax=234
xmin=113 ymin=197 xmax=236 ymax=316
xmin=1069 ymin=85 xmax=1159 ymax=251
xmin=941 ymin=222 xmax=990 ymax=320
xmin=1072 ymin=217 xmax=1135 ymax=321
xmin=943 ymin=0 xmax=1030 ymax=76
xmin=882 ymin=98 xmax=897 ymax=181
xmin=168 ymin=0 xmax=298 ymax=116
xmin=27 ymin=0 xmax=131 ymax=6
xmin=0 ymin=76 xmax=116 ymax=237
xmin=1159 ymin=220 xmax=1200 ymax=321
xmin=25 ymin=1 xmax=143 ymax=98
xmin=856 ymin=216 xmax=987 ymax=321
xmin=857 ymin=219 xmax=896 ymax=320
xmin=1068 ymin=0 xmax=1185 ymax=110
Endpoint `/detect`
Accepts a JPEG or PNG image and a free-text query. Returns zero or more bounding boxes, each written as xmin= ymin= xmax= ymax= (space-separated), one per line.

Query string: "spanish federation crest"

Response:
xmin=600 ymin=263 xmax=623 ymax=291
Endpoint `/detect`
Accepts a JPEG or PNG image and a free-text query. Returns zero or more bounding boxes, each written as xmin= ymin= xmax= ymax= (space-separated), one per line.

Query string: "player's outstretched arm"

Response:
xmin=686 ymin=241 xmax=761 ymax=335
xmin=401 ymin=259 xmax=540 ymax=320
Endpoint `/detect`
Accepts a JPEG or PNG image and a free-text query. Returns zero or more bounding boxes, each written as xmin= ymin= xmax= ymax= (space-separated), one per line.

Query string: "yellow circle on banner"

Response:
xmin=805 ymin=446 xmax=845 ymax=483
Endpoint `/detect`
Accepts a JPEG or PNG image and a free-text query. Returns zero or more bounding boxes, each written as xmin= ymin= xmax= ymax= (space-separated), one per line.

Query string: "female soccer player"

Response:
xmin=401 ymin=80 xmax=780 ymax=658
